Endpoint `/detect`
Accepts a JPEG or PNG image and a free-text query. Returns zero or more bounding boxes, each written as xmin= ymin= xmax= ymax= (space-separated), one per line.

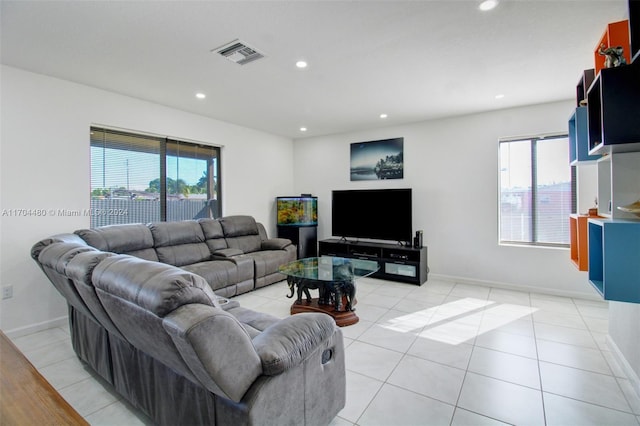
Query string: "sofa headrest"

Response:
xmin=198 ymin=218 xmax=228 ymax=252
xmin=92 ymin=255 xmax=219 ymax=317
xmin=65 ymin=251 xmax=115 ymax=285
xmin=31 ymin=233 xmax=87 ymax=261
xmin=148 ymin=221 xmax=205 ymax=247
xmin=38 ymin=242 xmax=99 ymax=274
xmin=198 ymin=218 xmax=225 ymax=239
xmin=75 ymin=224 xmax=154 ymax=253
xmin=219 ymin=215 xmax=259 ymax=237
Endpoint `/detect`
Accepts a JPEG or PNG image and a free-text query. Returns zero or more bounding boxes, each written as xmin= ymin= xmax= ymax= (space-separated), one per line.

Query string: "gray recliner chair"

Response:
xmin=32 ymin=237 xmax=346 ymax=425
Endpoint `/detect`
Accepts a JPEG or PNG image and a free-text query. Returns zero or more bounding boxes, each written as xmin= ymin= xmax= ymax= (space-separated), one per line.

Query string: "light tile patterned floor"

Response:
xmin=9 ymin=278 xmax=640 ymax=425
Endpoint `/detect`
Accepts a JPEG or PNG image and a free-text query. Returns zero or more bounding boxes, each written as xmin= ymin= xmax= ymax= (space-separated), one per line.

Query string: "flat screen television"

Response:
xmin=332 ymin=188 xmax=412 ymax=243
xmin=277 ymin=196 xmax=318 ymax=226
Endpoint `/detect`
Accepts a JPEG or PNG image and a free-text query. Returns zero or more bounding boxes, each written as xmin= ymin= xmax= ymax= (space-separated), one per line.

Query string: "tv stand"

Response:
xmin=318 ymin=238 xmax=428 ymax=285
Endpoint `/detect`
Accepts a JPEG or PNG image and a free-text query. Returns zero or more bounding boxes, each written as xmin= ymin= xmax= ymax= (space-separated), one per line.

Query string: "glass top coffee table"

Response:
xmin=278 ymin=256 xmax=379 ymax=326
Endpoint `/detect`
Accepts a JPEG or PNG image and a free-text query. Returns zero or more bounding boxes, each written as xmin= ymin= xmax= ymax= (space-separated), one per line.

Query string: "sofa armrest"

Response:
xmin=251 ymin=313 xmax=337 ymax=375
xmin=216 ymin=297 xmax=240 ymax=311
xmin=212 ymin=248 xmax=244 ymax=257
xmin=163 ymin=304 xmax=262 ymax=402
xmin=261 ymin=238 xmax=292 ymax=251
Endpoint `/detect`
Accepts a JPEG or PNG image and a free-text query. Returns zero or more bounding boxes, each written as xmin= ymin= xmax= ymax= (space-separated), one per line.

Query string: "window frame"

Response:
xmin=498 ymin=132 xmax=571 ymax=249
xmin=90 ymin=126 xmax=222 ymax=226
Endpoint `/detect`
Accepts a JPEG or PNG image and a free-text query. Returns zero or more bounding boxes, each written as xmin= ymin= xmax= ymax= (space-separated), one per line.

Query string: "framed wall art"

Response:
xmin=350 ymin=137 xmax=404 ymax=181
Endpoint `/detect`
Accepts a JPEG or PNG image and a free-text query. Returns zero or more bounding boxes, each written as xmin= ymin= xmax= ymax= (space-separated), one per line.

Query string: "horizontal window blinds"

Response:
xmin=89 ymin=127 xmax=221 ymax=227
xmin=499 ymin=135 xmax=571 ymax=247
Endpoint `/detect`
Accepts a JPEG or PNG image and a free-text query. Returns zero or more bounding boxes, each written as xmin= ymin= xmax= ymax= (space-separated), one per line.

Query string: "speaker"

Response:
xmin=413 ymin=230 xmax=423 ymax=248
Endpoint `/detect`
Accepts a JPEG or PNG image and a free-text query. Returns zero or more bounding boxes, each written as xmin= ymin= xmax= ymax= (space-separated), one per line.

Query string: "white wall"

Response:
xmin=577 ymin=162 xmax=599 ymax=214
xmin=0 ymin=66 xmax=294 ymax=334
xmin=0 ymin=66 xmax=605 ymax=334
xmin=5 ymin=66 xmax=636 ymax=389
xmin=609 ymin=302 xmax=640 ymax=392
xmin=293 ymin=100 xmax=601 ymax=299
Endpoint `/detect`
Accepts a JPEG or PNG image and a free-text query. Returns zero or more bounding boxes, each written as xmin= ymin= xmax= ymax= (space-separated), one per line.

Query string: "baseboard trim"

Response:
xmin=3 ymin=316 xmax=68 ymax=340
xmin=428 ymin=273 xmax=601 ymax=301
xmin=606 ymin=335 xmax=640 ymax=399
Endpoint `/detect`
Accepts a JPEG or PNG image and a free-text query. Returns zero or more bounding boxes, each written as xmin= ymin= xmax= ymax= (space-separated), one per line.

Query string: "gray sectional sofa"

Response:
xmin=73 ymin=215 xmax=297 ymax=297
xmin=30 ymin=215 xmax=346 ymax=425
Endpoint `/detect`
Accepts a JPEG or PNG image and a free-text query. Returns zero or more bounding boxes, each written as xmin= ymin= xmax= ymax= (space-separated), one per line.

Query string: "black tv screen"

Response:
xmin=332 ymin=188 xmax=412 ymax=243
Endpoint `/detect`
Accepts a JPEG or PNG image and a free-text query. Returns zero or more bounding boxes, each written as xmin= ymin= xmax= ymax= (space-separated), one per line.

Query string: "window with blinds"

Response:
xmin=166 ymin=139 xmax=220 ymax=221
xmin=90 ymin=127 xmax=220 ymax=227
xmin=499 ymin=134 xmax=571 ymax=247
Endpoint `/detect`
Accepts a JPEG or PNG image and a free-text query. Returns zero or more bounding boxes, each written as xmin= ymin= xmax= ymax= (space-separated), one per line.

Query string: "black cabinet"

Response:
xmin=319 ymin=239 xmax=428 ymax=285
xmin=278 ymin=226 xmax=317 ymax=259
xmin=576 ymin=68 xmax=595 ymax=106
xmin=587 ymin=62 xmax=640 ymax=155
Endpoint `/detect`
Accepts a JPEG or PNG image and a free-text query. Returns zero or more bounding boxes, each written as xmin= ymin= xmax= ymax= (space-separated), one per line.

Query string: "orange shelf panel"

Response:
xmin=570 ymin=214 xmax=599 ymax=271
xmin=570 ymin=215 xmax=580 ymax=268
xmin=594 ymin=20 xmax=631 ymax=75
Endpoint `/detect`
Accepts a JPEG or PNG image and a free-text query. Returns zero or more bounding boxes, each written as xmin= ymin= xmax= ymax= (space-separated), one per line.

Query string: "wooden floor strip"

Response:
xmin=0 ymin=331 xmax=88 ymax=425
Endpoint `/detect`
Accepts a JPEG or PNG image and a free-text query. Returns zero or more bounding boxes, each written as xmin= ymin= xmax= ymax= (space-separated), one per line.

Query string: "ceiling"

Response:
xmin=0 ymin=1 xmax=630 ymax=139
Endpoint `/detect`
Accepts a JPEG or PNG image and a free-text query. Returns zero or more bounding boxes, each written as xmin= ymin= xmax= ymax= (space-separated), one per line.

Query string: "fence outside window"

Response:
xmin=90 ymin=127 xmax=220 ymax=228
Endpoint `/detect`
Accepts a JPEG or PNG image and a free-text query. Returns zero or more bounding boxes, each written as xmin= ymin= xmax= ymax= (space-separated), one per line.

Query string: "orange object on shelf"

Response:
xmin=594 ymin=20 xmax=631 ymax=75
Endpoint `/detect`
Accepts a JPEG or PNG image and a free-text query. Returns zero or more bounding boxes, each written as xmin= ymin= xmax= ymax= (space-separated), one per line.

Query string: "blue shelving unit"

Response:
xmin=588 ymin=218 xmax=640 ymax=302
xmin=569 ymin=107 xmax=600 ymax=164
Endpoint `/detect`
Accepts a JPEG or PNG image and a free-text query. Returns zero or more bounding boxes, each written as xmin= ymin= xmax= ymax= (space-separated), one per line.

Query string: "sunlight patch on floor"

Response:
xmin=379 ymin=297 xmax=538 ymax=345
xmin=381 ymin=298 xmax=494 ymax=333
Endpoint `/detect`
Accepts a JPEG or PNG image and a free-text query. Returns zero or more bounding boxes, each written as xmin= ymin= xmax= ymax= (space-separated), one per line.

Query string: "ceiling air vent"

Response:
xmin=214 ymin=39 xmax=264 ymax=65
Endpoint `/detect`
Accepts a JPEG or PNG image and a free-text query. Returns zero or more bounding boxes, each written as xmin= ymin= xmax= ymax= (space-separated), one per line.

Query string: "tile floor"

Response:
xmin=9 ymin=277 xmax=640 ymax=425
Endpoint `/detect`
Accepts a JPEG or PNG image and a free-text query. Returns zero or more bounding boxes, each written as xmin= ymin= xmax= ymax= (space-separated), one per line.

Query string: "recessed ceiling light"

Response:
xmin=380 ymin=113 xmax=388 ymax=119
xmin=300 ymin=127 xmax=307 ymax=132
xmin=195 ymin=93 xmax=206 ymax=99
xmin=296 ymin=60 xmax=308 ymax=69
xmin=479 ymin=0 xmax=498 ymax=11
xmin=495 ymin=94 xmax=505 ymax=99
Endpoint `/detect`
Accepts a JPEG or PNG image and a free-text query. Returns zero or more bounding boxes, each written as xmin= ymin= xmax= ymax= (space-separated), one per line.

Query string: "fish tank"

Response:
xmin=277 ymin=196 xmax=318 ymax=226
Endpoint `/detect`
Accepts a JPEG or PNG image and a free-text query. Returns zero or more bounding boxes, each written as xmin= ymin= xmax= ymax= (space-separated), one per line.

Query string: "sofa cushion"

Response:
xmin=38 ymin=242 xmax=98 ymax=274
xmin=212 ymin=248 xmax=244 ymax=257
xmin=92 ymin=254 xmax=214 ymax=385
xmin=66 ymin=251 xmax=124 ymax=339
xmin=155 ymin=244 xmax=212 ymax=267
xmin=248 ymin=250 xmax=295 ymax=278
xmin=220 ymin=216 xmax=262 ymax=253
xmin=92 ymin=254 xmax=219 ymax=317
xmin=65 ymin=251 xmax=115 ymax=287
xmin=37 ymin=242 xmax=101 ymax=321
xmin=149 ymin=221 xmax=205 ymax=246
xmin=226 ymin=305 xmax=280 ymax=338
xmin=75 ymin=224 xmax=158 ymax=261
xmin=182 ymin=260 xmax=241 ymax=292
xmin=149 ymin=221 xmax=211 ymax=266
xmin=225 ymin=235 xmax=262 ymax=254
xmin=198 ymin=218 xmax=225 ymax=239
xmin=219 ymin=215 xmax=259 ymax=237
xmin=197 ymin=218 xmax=228 ymax=252
xmin=31 ymin=233 xmax=88 ymax=261
xmin=162 ymin=304 xmax=263 ymax=402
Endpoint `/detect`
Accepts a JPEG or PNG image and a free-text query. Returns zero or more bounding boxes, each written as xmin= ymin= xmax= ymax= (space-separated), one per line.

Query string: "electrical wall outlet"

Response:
xmin=2 ymin=285 xmax=13 ymax=300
